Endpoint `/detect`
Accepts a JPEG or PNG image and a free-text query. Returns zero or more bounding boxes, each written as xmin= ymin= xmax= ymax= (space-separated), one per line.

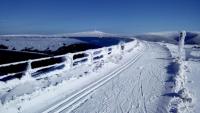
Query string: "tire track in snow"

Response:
xmin=41 ymin=42 xmax=148 ymax=113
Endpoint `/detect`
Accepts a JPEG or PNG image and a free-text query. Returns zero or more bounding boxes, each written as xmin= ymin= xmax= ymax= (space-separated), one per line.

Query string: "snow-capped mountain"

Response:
xmin=0 ymin=30 xmax=122 ymax=38
xmin=60 ymin=30 xmax=122 ymax=37
xmin=133 ymin=31 xmax=179 ymax=44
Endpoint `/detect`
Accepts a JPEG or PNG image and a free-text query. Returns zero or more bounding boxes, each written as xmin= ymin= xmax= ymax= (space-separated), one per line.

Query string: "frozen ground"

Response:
xmin=0 ymin=33 xmax=200 ymax=113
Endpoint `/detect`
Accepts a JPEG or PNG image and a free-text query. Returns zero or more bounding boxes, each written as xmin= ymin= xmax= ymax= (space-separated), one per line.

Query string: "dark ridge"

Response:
xmin=54 ymin=43 xmax=102 ymax=55
xmin=185 ymin=35 xmax=200 ymax=44
xmin=68 ymin=37 xmax=133 ymax=47
xmin=134 ymin=34 xmax=178 ymax=44
xmin=0 ymin=44 xmax=8 ymax=49
xmin=185 ymin=32 xmax=198 ymax=41
xmin=19 ymin=43 xmax=102 ymax=56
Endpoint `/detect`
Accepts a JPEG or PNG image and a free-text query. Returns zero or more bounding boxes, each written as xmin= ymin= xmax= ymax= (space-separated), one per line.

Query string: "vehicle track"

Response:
xmin=41 ymin=42 xmax=148 ymax=113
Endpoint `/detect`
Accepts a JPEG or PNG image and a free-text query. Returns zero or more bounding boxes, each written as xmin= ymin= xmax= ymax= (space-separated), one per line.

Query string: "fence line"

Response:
xmin=0 ymin=39 xmax=138 ymax=84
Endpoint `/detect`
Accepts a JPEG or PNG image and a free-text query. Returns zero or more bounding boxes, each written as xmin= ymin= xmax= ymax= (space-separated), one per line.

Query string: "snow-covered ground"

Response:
xmin=0 ymin=38 xmax=140 ymax=112
xmin=1 ymin=31 xmax=200 ymax=113
xmin=0 ymin=31 xmax=126 ymax=54
xmin=0 ymin=37 xmax=85 ymax=51
xmin=186 ymin=59 xmax=200 ymax=112
xmin=164 ymin=44 xmax=200 ymax=113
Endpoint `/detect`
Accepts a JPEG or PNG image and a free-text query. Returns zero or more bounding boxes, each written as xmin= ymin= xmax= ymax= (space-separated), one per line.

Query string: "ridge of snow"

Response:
xmin=136 ymin=31 xmax=200 ymax=37
xmin=136 ymin=31 xmax=179 ymax=38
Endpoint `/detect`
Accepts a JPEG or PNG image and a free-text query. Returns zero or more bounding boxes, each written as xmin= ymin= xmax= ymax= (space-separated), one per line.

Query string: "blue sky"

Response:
xmin=0 ymin=0 xmax=200 ymax=35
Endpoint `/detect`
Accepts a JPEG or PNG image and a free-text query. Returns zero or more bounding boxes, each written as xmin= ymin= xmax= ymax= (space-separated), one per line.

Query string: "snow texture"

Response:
xmin=0 ymin=37 xmax=85 ymax=51
xmin=190 ymin=51 xmax=200 ymax=57
xmin=165 ymin=43 xmax=195 ymax=113
xmin=1 ymin=31 xmax=200 ymax=113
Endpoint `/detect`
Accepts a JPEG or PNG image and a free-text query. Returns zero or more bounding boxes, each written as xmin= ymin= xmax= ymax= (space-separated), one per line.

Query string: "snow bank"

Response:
xmin=164 ymin=43 xmax=195 ymax=113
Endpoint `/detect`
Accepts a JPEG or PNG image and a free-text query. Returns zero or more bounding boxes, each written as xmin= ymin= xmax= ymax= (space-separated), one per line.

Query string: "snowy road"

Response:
xmin=43 ymin=42 xmax=175 ymax=113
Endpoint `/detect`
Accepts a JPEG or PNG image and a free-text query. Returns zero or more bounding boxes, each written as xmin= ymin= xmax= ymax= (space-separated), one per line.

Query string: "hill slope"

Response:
xmin=133 ymin=31 xmax=200 ymax=45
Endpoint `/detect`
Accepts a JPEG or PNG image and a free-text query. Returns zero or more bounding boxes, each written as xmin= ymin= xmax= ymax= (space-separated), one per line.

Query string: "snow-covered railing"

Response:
xmin=0 ymin=39 xmax=138 ymax=83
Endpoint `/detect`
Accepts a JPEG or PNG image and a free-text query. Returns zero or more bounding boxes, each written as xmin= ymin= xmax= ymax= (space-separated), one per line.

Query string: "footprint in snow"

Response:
xmin=138 ymin=67 xmax=143 ymax=69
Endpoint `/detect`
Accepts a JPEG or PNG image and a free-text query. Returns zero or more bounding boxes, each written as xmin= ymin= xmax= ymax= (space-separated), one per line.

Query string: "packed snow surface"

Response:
xmin=0 ymin=41 xmax=182 ymax=113
xmin=186 ymin=59 xmax=200 ymax=112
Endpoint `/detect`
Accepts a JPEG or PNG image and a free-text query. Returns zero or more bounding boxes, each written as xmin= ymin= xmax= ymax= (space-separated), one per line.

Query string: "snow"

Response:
xmin=145 ymin=31 xmax=179 ymax=39
xmin=186 ymin=59 xmax=200 ymax=112
xmin=0 ymin=40 xmax=174 ymax=113
xmin=134 ymin=31 xmax=200 ymax=45
xmin=0 ymin=37 xmax=85 ymax=51
xmin=1 ymin=31 xmax=200 ymax=113
xmin=0 ymin=31 xmax=125 ymax=55
xmin=164 ymin=43 xmax=198 ymax=112
xmin=68 ymin=42 xmax=175 ymax=113
xmin=0 ymin=38 xmax=139 ymax=113
xmin=190 ymin=51 xmax=200 ymax=57
xmin=61 ymin=30 xmax=122 ymax=37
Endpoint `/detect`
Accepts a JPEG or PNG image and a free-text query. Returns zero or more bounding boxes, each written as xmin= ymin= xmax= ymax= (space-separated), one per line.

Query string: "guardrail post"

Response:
xmin=21 ymin=60 xmax=33 ymax=82
xmin=111 ymin=45 xmax=120 ymax=55
xmin=123 ymin=44 xmax=126 ymax=52
xmin=103 ymin=47 xmax=108 ymax=60
xmin=87 ymin=50 xmax=93 ymax=65
xmin=0 ymin=40 xmax=137 ymax=85
xmin=64 ymin=53 xmax=73 ymax=70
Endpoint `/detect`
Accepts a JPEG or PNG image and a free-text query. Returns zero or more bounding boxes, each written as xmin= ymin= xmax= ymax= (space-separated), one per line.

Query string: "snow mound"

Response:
xmin=165 ymin=43 xmax=195 ymax=113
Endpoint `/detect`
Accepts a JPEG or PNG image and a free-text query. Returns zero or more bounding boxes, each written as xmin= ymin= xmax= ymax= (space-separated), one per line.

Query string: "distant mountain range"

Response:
xmin=133 ymin=31 xmax=200 ymax=45
xmin=1 ymin=30 xmax=200 ymax=45
xmin=0 ymin=30 xmax=122 ymax=38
